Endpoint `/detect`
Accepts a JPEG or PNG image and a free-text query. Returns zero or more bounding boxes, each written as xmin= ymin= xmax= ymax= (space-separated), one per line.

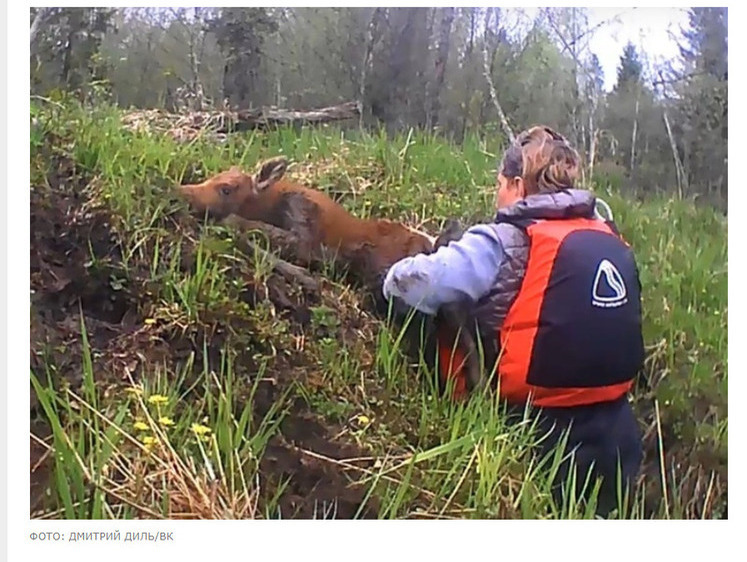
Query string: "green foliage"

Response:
xmin=207 ymin=7 xmax=279 ymax=107
xmin=679 ymin=7 xmax=728 ymax=79
xmin=31 ymin=8 xmax=116 ymax=92
xmin=504 ymin=27 xmax=577 ymax=132
xmin=616 ymin=42 xmax=644 ymax=89
xmin=671 ymin=8 xmax=728 ymax=202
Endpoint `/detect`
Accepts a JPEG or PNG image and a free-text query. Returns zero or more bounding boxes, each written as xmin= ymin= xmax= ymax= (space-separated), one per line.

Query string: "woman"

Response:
xmin=382 ymin=125 xmax=645 ymax=516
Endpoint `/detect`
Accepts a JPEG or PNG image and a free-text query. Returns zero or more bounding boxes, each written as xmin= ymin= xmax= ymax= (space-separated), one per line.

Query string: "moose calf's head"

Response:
xmin=179 ymin=157 xmax=289 ymax=219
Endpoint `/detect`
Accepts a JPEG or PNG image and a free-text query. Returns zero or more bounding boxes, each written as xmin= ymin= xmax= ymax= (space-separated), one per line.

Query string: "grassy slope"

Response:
xmin=29 ymin=99 xmax=727 ymax=519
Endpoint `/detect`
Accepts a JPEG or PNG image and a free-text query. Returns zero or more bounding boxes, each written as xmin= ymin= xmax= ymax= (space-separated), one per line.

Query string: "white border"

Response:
xmin=1 ymin=0 xmax=9 ymax=557
xmin=9 ymin=2 xmax=739 ymax=561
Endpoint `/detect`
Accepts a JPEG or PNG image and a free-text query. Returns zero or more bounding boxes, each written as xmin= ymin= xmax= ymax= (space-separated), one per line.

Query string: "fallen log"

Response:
xmin=122 ymin=101 xmax=362 ymax=143
xmin=231 ymin=101 xmax=362 ymax=131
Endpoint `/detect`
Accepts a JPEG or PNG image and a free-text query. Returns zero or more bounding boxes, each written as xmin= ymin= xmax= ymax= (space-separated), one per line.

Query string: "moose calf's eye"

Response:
xmin=220 ymin=186 xmax=232 ymax=196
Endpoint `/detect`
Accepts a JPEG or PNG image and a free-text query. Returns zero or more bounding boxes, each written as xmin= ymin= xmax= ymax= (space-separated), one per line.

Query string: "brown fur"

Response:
xmin=179 ymin=157 xmax=435 ymax=273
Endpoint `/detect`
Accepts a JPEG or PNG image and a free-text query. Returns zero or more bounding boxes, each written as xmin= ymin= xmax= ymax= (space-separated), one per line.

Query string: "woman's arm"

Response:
xmin=382 ymin=224 xmax=504 ymax=315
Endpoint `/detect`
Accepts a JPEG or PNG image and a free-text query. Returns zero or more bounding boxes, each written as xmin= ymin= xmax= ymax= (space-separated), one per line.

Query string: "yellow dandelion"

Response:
xmin=357 ymin=415 xmax=370 ymax=426
xmin=141 ymin=435 xmax=158 ymax=452
xmin=191 ymin=423 xmax=211 ymax=436
xmin=144 ymin=318 xmax=157 ymax=325
xmin=158 ymin=416 xmax=175 ymax=427
xmin=133 ymin=421 xmax=149 ymax=432
xmin=147 ymin=394 xmax=169 ymax=405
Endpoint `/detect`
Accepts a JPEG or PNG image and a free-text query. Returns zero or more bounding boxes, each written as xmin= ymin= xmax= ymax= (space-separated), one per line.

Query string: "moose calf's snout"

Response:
xmin=179 ymin=183 xmax=211 ymax=210
xmin=179 ymin=183 xmax=197 ymax=201
xmin=178 ymin=182 xmax=217 ymax=218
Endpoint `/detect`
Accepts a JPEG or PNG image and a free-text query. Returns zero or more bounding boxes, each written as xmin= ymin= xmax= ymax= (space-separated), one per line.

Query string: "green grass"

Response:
xmin=29 ymin=97 xmax=727 ymax=519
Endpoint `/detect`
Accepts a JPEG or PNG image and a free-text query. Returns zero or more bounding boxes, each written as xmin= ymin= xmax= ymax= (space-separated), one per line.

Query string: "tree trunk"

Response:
xmin=61 ymin=30 xmax=75 ymax=88
xmin=186 ymin=9 xmax=205 ymax=111
xmin=30 ymin=8 xmax=52 ymax=48
xmin=630 ymin=95 xmax=640 ymax=173
xmin=222 ymin=61 xmax=232 ymax=106
xmin=662 ymin=109 xmax=687 ymax=198
xmin=459 ymin=8 xmax=477 ymax=142
xmin=587 ymin=100 xmax=597 ymax=181
xmin=482 ymin=8 xmax=514 ymax=143
xmin=429 ymin=7 xmax=455 ymax=129
xmin=359 ymin=8 xmax=383 ymax=128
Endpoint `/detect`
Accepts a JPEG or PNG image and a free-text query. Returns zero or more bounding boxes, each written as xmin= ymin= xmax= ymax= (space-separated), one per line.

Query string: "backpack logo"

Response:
xmin=592 ymin=259 xmax=628 ymax=308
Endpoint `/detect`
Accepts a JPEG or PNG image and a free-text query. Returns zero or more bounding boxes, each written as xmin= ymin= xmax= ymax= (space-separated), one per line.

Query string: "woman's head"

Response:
xmin=495 ymin=125 xmax=581 ymax=209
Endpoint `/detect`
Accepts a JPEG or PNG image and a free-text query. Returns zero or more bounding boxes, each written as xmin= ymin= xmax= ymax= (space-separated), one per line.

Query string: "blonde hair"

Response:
xmin=499 ymin=125 xmax=580 ymax=195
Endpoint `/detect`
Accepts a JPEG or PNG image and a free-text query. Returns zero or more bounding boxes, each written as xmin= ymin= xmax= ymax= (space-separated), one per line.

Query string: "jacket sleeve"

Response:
xmin=381 ymin=224 xmax=504 ymax=315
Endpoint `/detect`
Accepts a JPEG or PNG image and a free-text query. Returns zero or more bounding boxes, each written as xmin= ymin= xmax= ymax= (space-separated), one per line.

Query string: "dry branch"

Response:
xmin=219 ymin=216 xmax=388 ymax=296
xmin=219 ymin=216 xmax=320 ymax=291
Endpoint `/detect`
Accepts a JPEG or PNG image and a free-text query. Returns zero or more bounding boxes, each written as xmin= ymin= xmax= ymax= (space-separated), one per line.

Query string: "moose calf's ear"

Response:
xmin=255 ymin=157 xmax=288 ymax=191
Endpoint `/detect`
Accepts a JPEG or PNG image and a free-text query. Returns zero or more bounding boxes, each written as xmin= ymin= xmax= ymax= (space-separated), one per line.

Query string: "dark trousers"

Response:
xmin=523 ymin=395 xmax=643 ymax=517
xmin=386 ymin=302 xmax=643 ymax=516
